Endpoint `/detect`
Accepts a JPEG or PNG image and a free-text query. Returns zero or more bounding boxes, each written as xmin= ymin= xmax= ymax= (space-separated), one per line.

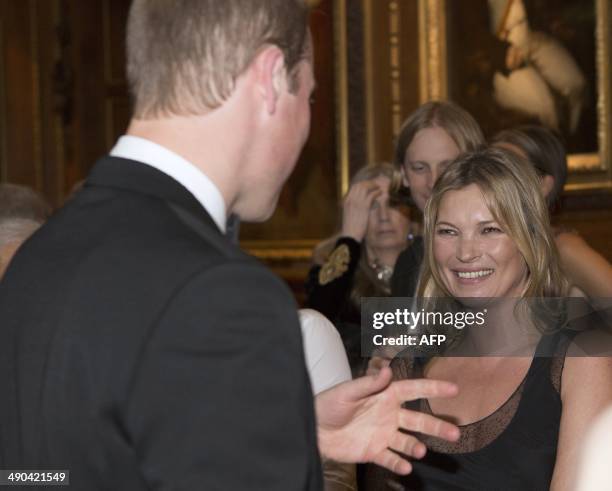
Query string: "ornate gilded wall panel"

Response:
xmin=362 ymin=0 xmax=420 ymax=163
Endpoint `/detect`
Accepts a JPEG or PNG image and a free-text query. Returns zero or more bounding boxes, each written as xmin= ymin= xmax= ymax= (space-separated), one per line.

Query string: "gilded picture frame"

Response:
xmin=419 ymin=0 xmax=612 ymax=192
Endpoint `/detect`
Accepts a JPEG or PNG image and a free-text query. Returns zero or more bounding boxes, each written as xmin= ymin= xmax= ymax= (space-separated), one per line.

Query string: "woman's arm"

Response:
xmin=305 ymin=237 xmax=361 ymax=321
xmin=306 ymin=180 xmax=381 ymax=320
xmin=556 ymin=232 xmax=612 ymax=298
xmin=550 ymin=350 xmax=612 ymax=490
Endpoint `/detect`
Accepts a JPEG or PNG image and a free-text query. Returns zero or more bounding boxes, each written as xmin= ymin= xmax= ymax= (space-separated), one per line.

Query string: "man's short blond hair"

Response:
xmin=127 ymin=0 xmax=310 ymax=118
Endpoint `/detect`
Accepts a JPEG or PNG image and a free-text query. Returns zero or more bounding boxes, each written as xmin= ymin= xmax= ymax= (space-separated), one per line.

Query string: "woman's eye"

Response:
xmin=482 ymin=226 xmax=503 ymax=234
xmin=436 ymin=228 xmax=457 ymax=236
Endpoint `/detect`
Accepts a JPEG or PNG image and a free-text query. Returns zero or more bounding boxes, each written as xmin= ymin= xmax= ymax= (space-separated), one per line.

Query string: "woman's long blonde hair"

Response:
xmin=417 ymin=147 xmax=569 ymax=299
xmin=394 ymin=101 xmax=485 ymax=171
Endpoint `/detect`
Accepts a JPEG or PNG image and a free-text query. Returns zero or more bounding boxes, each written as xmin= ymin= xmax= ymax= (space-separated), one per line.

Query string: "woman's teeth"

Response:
xmin=456 ymin=269 xmax=494 ymax=279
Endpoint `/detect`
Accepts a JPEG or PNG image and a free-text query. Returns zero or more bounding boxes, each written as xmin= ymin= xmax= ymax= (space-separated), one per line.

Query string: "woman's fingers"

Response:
xmin=345 ymin=180 xmax=381 ymax=206
xmin=341 ymin=180 xmax=382 ymax=240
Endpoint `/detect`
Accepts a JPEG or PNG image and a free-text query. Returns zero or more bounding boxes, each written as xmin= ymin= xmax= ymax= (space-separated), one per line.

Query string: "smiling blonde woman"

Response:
xmin=363 ymin=147 xmax=612 ymax=491
xmin=418 ymin=147 xmax=567 ymax=299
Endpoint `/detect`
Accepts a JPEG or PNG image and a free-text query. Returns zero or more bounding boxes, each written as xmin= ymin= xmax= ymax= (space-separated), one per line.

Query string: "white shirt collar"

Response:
xmin=110 ymin=135 xmax=227 ymax=232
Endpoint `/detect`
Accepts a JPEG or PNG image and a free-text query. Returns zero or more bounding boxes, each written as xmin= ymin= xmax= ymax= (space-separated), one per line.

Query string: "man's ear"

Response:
xmin=251 ymin=46 xmax=286 ymax=115
xmin=540 ymin=174 xmax=555 ymax=199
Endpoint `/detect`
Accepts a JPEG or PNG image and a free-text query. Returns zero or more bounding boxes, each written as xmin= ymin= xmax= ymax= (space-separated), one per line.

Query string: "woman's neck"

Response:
xmin=366 ymin=246 xmax=402 ymax=269
xmin=453 ymin=299 xmax=541 ymax=356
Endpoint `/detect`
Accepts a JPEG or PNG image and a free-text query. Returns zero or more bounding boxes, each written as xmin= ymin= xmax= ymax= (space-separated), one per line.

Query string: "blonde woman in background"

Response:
xmin=366 ymin=101 xmax=486 ymax=376
xmin=306 ymin=163 xmax=413 ymax=373
xmin=391 ymin=100 xmax=485 ymax=298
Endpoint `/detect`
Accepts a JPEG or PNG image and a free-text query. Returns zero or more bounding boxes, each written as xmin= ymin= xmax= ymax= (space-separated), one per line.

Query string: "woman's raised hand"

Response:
xmin=341 ymin=180 xmax=382 ymax=242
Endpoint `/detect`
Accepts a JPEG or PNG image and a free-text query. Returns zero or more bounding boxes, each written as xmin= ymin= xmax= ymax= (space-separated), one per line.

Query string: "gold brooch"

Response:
xmin=318 ymin=244 xmax=350 ymax=285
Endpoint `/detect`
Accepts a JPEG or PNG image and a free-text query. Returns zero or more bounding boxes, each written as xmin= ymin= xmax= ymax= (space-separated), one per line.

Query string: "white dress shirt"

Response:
xmin=110 ymin=135 xmax=227 ymax=232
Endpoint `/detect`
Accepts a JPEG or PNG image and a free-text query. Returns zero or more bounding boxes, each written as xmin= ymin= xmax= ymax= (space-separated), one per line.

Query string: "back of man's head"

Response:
xmin=0 ymin=218 xmax=43 ymax=279
xmin=0 ymin=183 xmax=51 ymax=222
xmin=127 ymin=0 xmax=310 ymax=119
xmin=0 ymin=218 xmax=41 ymax=250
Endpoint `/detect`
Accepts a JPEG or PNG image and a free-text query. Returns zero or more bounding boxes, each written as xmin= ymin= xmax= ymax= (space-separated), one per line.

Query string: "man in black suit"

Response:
xmin=0 ymin=1 xmax=459 ymax=489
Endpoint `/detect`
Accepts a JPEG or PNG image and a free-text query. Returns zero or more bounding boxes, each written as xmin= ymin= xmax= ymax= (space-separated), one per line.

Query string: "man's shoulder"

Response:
xmin=64 ymin=183 xmax=247 ymax=263
xmin=4 ymin=184 xmax=268 ymax=308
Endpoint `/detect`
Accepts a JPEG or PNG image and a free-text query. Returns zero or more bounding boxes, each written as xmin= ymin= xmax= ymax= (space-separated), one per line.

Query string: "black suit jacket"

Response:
xmin=0 ymin=156 xmax=322 ymax=490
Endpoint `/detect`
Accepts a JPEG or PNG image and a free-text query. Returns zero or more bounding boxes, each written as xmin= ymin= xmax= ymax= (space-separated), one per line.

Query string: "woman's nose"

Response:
xmin=378 ymin=204 xmax=390 ymax=222
xmin=456 ymin=235 xmax=481 ymax=262
xmin=430 ymin=168 xmax=443 ymax=189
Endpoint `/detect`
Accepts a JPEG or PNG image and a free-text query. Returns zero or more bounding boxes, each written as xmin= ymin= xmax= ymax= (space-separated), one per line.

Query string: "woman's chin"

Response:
xmin=447 ymin=281 xmax=491 ymax=298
